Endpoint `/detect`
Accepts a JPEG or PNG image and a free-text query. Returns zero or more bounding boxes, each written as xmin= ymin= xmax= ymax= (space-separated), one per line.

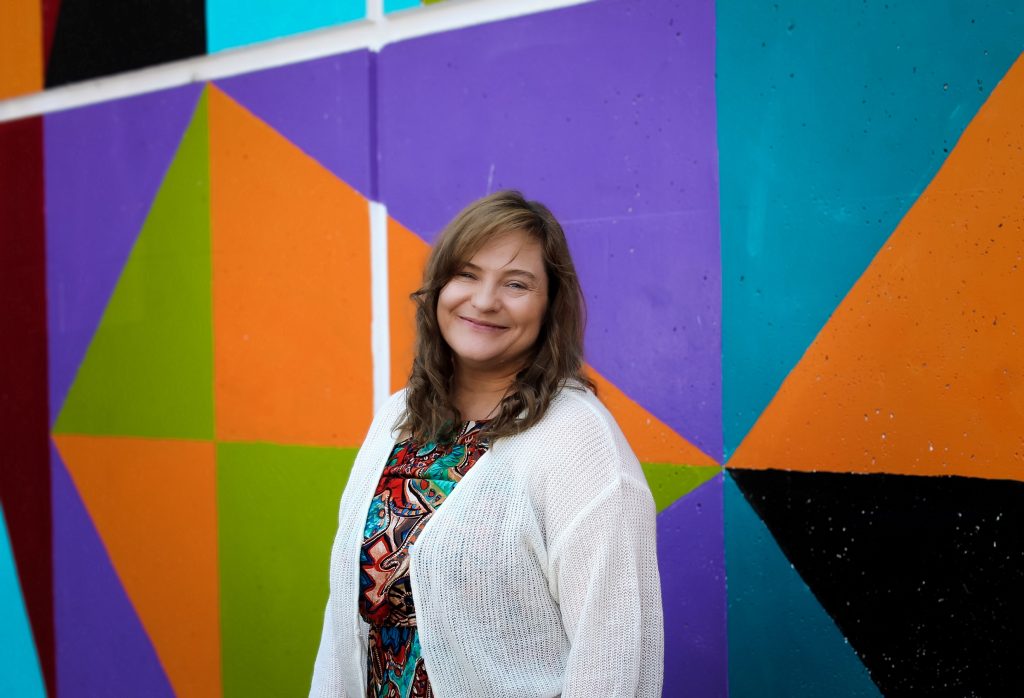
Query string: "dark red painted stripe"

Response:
xmin=0 ymin=116 xmax=55 ymax=698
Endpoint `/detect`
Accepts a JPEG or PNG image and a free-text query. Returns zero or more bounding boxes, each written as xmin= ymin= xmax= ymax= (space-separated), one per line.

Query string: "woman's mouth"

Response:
xmin=459 ymin=316 xmax=508 ymax=331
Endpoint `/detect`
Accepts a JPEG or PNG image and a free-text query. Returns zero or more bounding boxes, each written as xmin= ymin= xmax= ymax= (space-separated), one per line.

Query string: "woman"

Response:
xmin=311 ymin=191 xmax=663 ymax=697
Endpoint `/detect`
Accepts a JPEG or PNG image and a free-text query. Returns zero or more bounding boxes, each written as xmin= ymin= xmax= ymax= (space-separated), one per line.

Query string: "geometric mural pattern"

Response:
xmin=720 ymin=16 xmax=1024 ymax=695
xmin=1 ymin=0 xmax=1023 ymax=696
xmin=729 ymin=53 xmax=1024 ymax=481
xmin=1 ymin=0 xmax=370 ymax=98
xmin=723 ymin=40 xmax=1024 ymax=698
xmin=722 ymin=38 xmax=1024 ymax=698
xmin=46 ymin=84 xmax=372 ymax=697
xmin=0 ymin=0 xmax=458 ymax=98
xmin=718 ymin=3 xmax=1024 ymax=462
xmin=728 ymin=469 xmax=1023 ymax=697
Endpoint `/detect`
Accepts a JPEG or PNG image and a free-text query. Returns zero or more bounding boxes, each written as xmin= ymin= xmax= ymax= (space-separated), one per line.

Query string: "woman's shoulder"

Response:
xmin=513 ymin=382 xmax=651 ymax=519
xmin=516 ymin=382 xmax=644 ymax=478
xmin=544 ymin=381 xmax=623 ymax=437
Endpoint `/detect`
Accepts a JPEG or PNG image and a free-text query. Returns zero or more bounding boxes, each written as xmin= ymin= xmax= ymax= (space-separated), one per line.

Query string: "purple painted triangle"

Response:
xmin=214 ymin=50 xmax=373 ymax=198
xmin=44 ymin=83 xmax=203 ymax=428
xmin=657 ymin=473 xmax=728 ymax=697
xmin=377 ymin=0 xmax=722 ymax=457
xmin=51 ymin=445 xmax=174 ymax=697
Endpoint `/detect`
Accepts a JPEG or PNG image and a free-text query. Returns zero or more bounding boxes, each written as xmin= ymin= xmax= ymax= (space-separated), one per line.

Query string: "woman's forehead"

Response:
xmin=462 ymin=229 xmax=544 ymax=269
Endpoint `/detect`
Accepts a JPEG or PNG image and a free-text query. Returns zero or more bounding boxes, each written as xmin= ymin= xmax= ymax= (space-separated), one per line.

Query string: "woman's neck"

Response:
xmin=452 ymin=365 xmax=518 ymax=421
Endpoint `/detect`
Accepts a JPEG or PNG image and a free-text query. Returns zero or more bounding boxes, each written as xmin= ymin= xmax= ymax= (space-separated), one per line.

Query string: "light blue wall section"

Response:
xmin=207 ymin=0 xmax=367 ymax=52
xmin=724 ymin=474 xmax=880 ymax=697
xmin=718 ymin=2 xmax=1024 ymax=457
xmin=384 ymin=0 xmax=422 ymax=13
xmin=0 ymin=506 xmax=46 ymax=698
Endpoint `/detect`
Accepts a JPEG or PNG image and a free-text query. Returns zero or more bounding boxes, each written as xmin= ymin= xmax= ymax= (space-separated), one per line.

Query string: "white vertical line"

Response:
xmin=370 ymin=200 xmax=391 ymax=412
xmin=366 ymin=0 xmax=385 ymax=23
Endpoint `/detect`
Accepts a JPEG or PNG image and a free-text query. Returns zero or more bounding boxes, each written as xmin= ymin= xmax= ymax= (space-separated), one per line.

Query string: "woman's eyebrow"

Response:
xmin=462 ymin=261 xmax=538 ymax=281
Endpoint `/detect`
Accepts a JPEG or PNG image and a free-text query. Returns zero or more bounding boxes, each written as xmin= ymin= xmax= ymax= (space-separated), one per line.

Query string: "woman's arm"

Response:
xmin=309 ymin=600 xmax=346 ymax=697
xmin=548 ymin=475 xmax=664 ymax=697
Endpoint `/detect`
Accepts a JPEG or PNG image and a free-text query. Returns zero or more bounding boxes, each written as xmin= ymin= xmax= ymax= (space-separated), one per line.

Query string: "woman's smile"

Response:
xmin=458 ymin=315 xmax=509 ymax=331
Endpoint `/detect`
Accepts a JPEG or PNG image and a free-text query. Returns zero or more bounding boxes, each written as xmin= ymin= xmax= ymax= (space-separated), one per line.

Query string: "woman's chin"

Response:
xmin=452 ymin=347 xmax=525 ymax=375
xmin=454 ymin=351 xmax=504 ymax=370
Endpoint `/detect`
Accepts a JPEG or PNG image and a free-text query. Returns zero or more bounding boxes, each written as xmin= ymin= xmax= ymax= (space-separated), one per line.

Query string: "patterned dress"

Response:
xmin=359 ymin=421 xmax=491 ymax=698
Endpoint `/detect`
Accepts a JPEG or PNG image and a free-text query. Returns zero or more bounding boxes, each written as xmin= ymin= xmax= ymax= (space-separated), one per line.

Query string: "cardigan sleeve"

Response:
xmin=548 ymin=475 xmax=664 ymax=697
xmin=309 ymin=599 xmax=346 ymax=697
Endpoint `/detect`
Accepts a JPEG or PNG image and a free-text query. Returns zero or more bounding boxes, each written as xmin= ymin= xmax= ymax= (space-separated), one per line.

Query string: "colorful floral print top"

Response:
xmin=359 ymin=421 xmax=491 ymax=698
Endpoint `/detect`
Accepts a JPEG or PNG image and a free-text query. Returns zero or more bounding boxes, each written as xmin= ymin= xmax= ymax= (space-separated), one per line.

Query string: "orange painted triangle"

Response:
xmin=388 ymin=216 xmax=430 ymax=392
xmin=590 ymin=367 xmax=719 ymax=466
xmin=730 ymin=54 xmax=1024 ymax=482
xmin=208 ymin=84 xmax=373 ymax=447
xmin=52 ymin=434 xmax=221 ymax=697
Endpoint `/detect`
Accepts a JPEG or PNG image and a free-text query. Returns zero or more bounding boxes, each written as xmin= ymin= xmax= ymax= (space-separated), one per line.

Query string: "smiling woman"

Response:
xmin=311 ymin=191 xmax=663 ymax=698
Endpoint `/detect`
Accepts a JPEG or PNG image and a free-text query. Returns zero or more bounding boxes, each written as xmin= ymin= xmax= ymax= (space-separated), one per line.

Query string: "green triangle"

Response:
xmin=642 ymin=463 xmax=720 ymax=513
xmin=54 ymin=90 xmax=212 ymax=439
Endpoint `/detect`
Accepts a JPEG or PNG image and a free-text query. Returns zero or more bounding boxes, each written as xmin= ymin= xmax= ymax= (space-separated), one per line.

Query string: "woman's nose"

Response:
xmin=471 ymin=283 xmax=499 ymax=311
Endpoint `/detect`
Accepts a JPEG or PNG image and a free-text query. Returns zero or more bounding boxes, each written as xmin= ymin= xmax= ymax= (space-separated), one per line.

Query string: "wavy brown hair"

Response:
xmin=398 ymin=190 xmax=594 ymax=442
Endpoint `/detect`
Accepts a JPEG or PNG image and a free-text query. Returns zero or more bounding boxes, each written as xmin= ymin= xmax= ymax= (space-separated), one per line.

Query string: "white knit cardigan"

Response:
xmin=310 ymin=384 xmax=664 ymax=697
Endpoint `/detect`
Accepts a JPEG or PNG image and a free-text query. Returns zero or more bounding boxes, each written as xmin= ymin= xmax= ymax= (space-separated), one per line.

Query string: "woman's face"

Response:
xmin=437 ymin=229 xmax=549 ymax=379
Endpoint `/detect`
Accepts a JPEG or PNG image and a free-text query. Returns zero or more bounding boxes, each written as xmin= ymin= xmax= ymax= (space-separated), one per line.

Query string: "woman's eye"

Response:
xmin=507 ymin=281 xmax=528 ymax=290
xmin=456 ymin=271 xmax=476 ymax=279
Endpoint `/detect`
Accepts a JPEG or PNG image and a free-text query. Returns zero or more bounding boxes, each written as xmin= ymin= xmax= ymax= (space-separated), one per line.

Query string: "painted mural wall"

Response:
xmin=1 ymin=0 xmax=427 ymax=98
xmin=1 ymin=1 xmax=1022 ymax=696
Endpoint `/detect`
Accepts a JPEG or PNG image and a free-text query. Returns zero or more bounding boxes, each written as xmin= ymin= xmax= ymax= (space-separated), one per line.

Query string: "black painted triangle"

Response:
xmin=728 ymin=468 xmax=1024 ymax=697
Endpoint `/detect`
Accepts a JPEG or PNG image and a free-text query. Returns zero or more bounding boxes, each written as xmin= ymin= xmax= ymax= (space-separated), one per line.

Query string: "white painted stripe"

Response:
xmin=366 ymin=0 xmax=385 ymax=24
xmin=0 ymin=0 xmax=592 ymax=123
xmin=369 ymin=199 xmax=391 ymax=412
